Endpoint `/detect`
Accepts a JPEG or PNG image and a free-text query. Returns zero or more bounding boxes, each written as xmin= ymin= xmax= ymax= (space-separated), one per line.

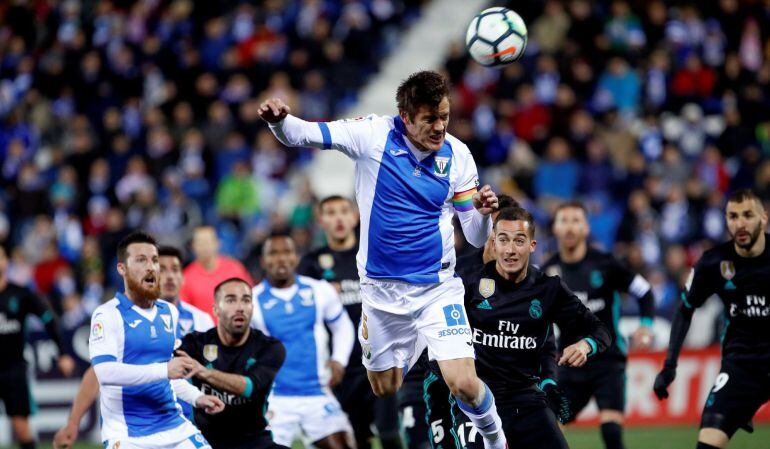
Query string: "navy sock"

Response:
xmin=600 ymin=422 xmax=624 ymax=449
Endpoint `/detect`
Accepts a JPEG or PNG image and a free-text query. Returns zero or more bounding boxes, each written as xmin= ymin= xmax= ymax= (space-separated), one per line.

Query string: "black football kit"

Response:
xmin=660 ymin=236 xmax=770 ymax=437
xmin=0 ymin=283 xmax=65 ymax=416
xmin=425 ymin=263 xmax=611 ymax=449
xmin=541 ymin=248 xmax=654 ymax=416
xmin=180 ymin=329 xmax=286 ymax=449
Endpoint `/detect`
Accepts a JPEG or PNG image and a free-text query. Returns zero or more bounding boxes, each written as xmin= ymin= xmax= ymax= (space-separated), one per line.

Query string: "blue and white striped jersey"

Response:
xmin=250 ymin=276 xmax=353 ymax=397
xmin=270 ymin=115 xmax=489 ymax=285
xmin=89 ymin=293 xmax=188 ymax=440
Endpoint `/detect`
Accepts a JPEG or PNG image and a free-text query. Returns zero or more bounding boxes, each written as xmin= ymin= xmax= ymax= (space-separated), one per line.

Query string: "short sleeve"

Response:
xmin=451 ymin=144 xmax=480 ymax=212
xmin=89 ymin=307 xmax=120 ymax=365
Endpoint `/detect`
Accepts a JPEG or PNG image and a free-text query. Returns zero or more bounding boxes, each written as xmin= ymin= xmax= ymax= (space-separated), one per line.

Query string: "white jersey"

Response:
xmin=89 ymin=293 xmax=197 ymax=441
xmin=176 ymin=300 xmax=214 ymax=336
xmin=251 ymin=276 xmax=354 ymax=396
xmin=270 ymin=115 xmax=489 ymax=285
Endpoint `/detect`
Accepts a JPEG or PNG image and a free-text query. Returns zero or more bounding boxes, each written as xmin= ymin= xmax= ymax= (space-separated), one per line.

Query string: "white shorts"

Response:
xmin=359 ymin=276 xmax=475 ymax=371
xmin=102 ymin=422 xmax=210 ymax=449
xmin=267 ymin=393 xmax=351 ymax=446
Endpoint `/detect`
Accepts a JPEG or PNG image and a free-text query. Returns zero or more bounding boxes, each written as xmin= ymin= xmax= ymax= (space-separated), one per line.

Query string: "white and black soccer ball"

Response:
xmin=465 ymin=7 xmax=528 ymax=67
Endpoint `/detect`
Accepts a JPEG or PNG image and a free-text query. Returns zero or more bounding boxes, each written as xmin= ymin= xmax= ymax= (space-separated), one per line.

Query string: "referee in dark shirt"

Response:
xmin=178 ymin=278 xmax=287 ymax=449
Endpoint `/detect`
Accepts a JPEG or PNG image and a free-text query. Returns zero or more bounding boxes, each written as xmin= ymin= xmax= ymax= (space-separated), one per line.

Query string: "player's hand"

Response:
xmin=259 ymin=98 xmax=290 ymax=123
xmin=472 ymin=185 xmax=499 ymax=216
xmin=174 ymin=350 xmax=206 ymax=379
xmin=631 ymin=326 xmax=653 ymax=350
xmin=558 ymin=339 xmax=592 ymax=367
xmin=195 ymin=395 xmax=225 ymax=414
xmin=542 ymin=383 xmax=573 ymax=424
xmin=653 ymin=366 xmax=677 ymax=400
xmin=327 ymin=360 xmax=345 ymax=387
xmin=168 ymin=355 xmax=201 ymax=379
xmin=53 ymin=423 xmax=78 ymax=449
xmin=58 ymin=354 xmax=76 ymax=377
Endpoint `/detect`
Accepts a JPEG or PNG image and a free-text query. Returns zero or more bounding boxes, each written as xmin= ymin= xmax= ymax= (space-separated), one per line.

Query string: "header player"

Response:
xmin=260 ymin=70 xmax=507 ymax=449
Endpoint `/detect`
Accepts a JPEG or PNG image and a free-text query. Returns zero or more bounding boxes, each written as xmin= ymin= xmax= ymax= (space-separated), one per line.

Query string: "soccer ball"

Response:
xmin=465 ymin=7 xmax=528 ymax=67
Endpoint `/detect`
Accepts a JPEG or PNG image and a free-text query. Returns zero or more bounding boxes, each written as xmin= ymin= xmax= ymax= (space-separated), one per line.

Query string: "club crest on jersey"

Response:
xmin=479 ymin=278 xmax=496 ymax=298
xmin=203 ymin=344 xmax=218 ymax=362
xmin=319 ymin=254 xmax=335 ymax=270
xmin=529 ymin=299 xmax=543 ymax=319
xmin=299 ymin=289 xmax=314 ymax=306
xmin=434 ymin=156 xmax=450 ymax=177
xmin=720 ymin=261 xmax=735 ymax=280
xmin=160 ymin=314 xmax=172 ymax=332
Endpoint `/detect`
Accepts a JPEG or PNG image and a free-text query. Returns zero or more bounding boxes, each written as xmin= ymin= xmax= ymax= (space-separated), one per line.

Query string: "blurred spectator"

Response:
xmin=180 ymin=226 xmax=254 ymax=320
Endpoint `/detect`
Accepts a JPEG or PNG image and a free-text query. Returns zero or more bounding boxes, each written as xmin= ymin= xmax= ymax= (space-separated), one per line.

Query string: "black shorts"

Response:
xmin=700 ymin=358 xmax=770 ymax=437
xmin=451 ymin=402 xmax=568 ymax=449
xmin=409 ymin=370 xmax=456 ymax=449
xmin=558 ymin=360 xmax=625 ymax=420
xmin=0 ymin=364 xmax=32 ymax=417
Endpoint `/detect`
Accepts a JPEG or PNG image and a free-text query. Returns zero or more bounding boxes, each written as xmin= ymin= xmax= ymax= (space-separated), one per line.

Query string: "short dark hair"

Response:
xmin=261 ymin=232 xmax=295 ymax=256
xmin=727 ymin=189 xmax=763 ymax=208
xmin=396 ymin=71 xmax=450 ymax=120
xmin=117 ymin=231 xmax=158 ymax=263
xmin=158 ymin=245 xmax=184 ymax=262
xmin=214 ymin=277 xmax=252 ymax=302
xmin=318 ymin=195 xmax=354 ymax=211
xmin=494 ymin=207 xmax=536 ymax=238
xmin=497 ymin=194 xmax=519 ymax=210
xmin=554 ymin=201 xmax=587 ymax=218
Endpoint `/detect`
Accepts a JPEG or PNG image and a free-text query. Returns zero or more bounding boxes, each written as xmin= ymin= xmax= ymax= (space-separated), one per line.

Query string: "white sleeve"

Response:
xmin=319 ymin=282 xmax=355 ymax=367
xmin=172 ymin=379 xmax=204 ymax=405
xmin=268 ymin=114 xmax=378 ymax=159
xmin=194 ymin=309 xmax=215 ymax=332
xmin=88 ymin=307 xmax=120 ymax=364
xmin=451 ymin=149 xmax=489 ymax=248
xmin=93 ymin=361 xmax=168 ymax=386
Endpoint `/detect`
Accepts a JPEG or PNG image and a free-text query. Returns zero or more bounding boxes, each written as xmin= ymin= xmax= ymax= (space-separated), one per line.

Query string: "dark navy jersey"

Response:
xmin=683 ymin=235 xmax=770 ymax=363
xmin=541 ymin=248 xmax=653 ymax=362
xmin=0 ymin=283 xmax=63 ymax=367
xmin=180 ymin=328 xmax=286 ymax=447
xmin=461 ymin=263 xmax=610 ymax=405
xmin=298 ymin=243 xmax=363 ymax=368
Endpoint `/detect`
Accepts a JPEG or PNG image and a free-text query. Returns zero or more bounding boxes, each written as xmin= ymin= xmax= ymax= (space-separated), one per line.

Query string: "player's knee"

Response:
xmin=368 ymin=371 xmax=400 ymax=397
xmin=698 ymin=427 xmax=729 ymax=448
xmin=599 ymin=409 xmax=624 ymax=424
xmin=445 ymin=373 xmax=479 ymax=403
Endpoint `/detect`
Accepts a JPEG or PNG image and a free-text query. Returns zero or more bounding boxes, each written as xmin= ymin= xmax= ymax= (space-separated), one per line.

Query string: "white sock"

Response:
xmin=456 ymin=382 xmax=506 ymax=449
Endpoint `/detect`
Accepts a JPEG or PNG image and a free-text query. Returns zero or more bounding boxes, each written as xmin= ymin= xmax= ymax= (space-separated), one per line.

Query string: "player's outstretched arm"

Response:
xmin=259 ymin=97 xmax=376 ymax=160
xmin=653 ymin=302 xmax=695 ymax=400
xmin=54 ymin=367 xmax=100 ymax=449
xmin=455 ymin=184 xmax=497 ymax=248
xmin=175 ymin=349 xmax=250 ymax=397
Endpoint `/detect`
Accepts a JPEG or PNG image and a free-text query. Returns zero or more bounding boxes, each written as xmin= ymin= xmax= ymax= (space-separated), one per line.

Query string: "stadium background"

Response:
xmin=0 ymin=0 xmax=769 ymax=447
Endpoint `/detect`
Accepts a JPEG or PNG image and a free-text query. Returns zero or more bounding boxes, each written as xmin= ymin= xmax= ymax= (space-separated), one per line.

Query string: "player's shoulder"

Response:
xmin=252 ymin=281 xmax=267 ymax=296
xmin=301 ymin=245 xmax=329 ymax=261
xmin=249 ymin=327 xmax=283 ymax=347
xmin=541 ymin=253 xmax=560 ymax=269
xmin=179 ymin=301 xmax=214 ymax=328
xmin=698 ymin=242 xmax=732 ymax=268
xmin=297 ymin=275 xmax=335 ymax=292
xmin=91 ymin=298 xmax=121 ymax=322
xmin=156 ymin=299 xmax=179 ymax=316
xmin=444 ymin=132 xmax=472 ymax=155
xmin=5 ymin=282 xmax=33 ymax=296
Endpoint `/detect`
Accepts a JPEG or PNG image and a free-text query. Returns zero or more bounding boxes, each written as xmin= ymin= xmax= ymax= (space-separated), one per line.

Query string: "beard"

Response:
xmin=733 ymin=223 xmax=763 ymax=250
xmin=126 ymin=273 xmax=161 ymax=304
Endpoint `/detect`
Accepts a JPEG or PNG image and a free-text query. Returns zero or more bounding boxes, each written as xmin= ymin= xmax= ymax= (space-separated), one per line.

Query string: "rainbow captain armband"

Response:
xmin=452 ymin=188 xmax=477 ymax=212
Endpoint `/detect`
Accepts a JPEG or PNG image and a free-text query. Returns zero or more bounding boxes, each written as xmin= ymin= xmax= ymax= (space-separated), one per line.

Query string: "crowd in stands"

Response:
xmin=0 ymin=0 xmax=423 ymax=327
xmin=1 ymin=0 xmax=769 ymax=346
xmin=445 ymin=0 xmax=770 ymax=323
